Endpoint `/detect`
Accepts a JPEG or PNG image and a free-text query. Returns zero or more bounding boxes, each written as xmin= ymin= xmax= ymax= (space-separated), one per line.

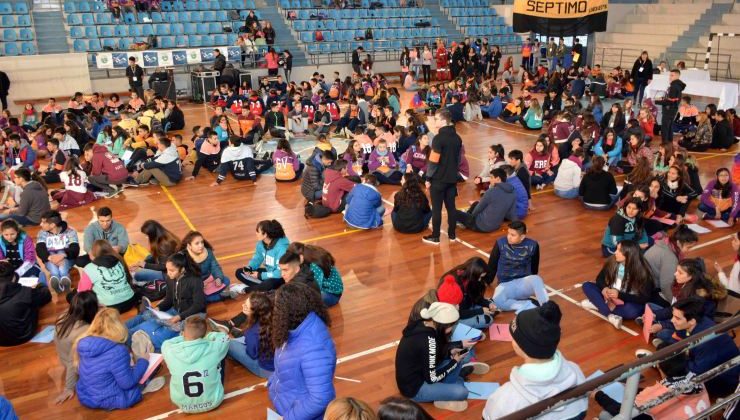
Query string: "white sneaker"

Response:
xmin=462 ymin=361 xmax=490 ymax=375
xmin=635 ymin=348 xmax=653 ymax=358
xmin=607 ymin=314 xmax=623 ymax=329
xmin=142 ymin=376 xmax=166 ymax=394
xmin=652 ymin=338 xmax=664 ymax=348
xmin=580 ymin=299 xmax=599 ymax=311
xmin=433 ymin=400 xmax=468 ymax=412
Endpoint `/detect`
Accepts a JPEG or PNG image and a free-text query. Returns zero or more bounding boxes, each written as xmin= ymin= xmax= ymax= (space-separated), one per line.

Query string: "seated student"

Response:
xmin=265 ymin=101 xmax=291 ymax=140
xmin=593 ymin=128 xmax=623 ymax=167
xmin=50 ymin=157 xmax=98 ymax=211
xmin=0 ymin=260 xmax=52 ymax=346
xmin=715 ymin=231 xmax=739 ymax=293
xmin=321 ymin=159 xmax=357 ymax=214
xmin=403 ymin=71 xmax=420 ymax=91
xmin=301 ymin=150 xmax=334 ymax=203
xmin=483 ymin=302 xmax=587 ymax=420
xmin=133 ymin=136 xmax=182 ymax=187
xmin=130 ymin=219 xmax=180 ymax=284
xmin=79 ymin=206 xmax=128 ymax=263
xmin=481 ymin=92 xmax=503 ymax=119
xmin=498 ymin=97 xmax=522 ymax=124
xmin=680 ymin=111 xmax=713 ymax=152
xmin=602 ymin=198 xmax=649 ymax=256
xmin=83 ymin=142 xmax=128 ymax=198
xmin=162 ymin=316 xmax=229 ymax=414
xmin=186 ymin=130 xmax=221 ymax=180
xmin=395 ymin=302 xmax=470 ymax=412
xmin=498 ymin=164 xmax=529 ymax=220
xmin=36 ymin=210 xmax=79 ymax=293
xmin=215 ymin=137 xmax=271 ymax=187
xmin=644 ymin=224 xmax=699 ymax=301
xmin=42 ymin=98 xmax=64 ymax=124
xmin=233 ymin=220 xmax=290 ymax=292
xmin=180 ymin=231 xmax=229 ymax=300
xmin=618 ymin=132 xmax=653 ymax=174
xmin=439 ymin=258 xmax=496 ymax=329
xmin=507 ymin=150 xmax=532 ymax=212
xmin=392 ymin=173 xmax=432 ymax=234
xmin=6 ymin=133 xmax=38 ymax=170
xmin=542 ymin=90 xmax=562 ymax=121
xmin=519 ymin=98 xmax=543 ymax=130
xmin=0 ymin=219 xmax=46 ymax=285
xmin=445 ymin=95 xmax=465 ymax=123
xmin=699 ymin=167 xmax=739 ymax=226
xmin=473 ymin=144 xmax=506 ymax=193
xmin=309 ymin=102 xmax=331 ymax=137
xmin=400 ymin=134 xmax=430 ymax=179
xmin=657 ymin=165 xmax=697 ymax=225
xmin=456 ymin=168 xmax=518 ymax=233
xmin=666 ymin=297 xmax=740 ymax=397
xmin=41 ymin=138 xmax=67 ymax=184
xmin=75 ymin=308 xmax=165 ymax=410
xmin=581 ymin=240 xmax=653 ymax=328
xmin=54 ymin=291 xmax=98 ymax=404
xmin=0 ymin=168 xmax=50 ymax=226
xmin=712 ymin=110 xmax=734 ymax=150
xmin=273 ymin=139 xmax=303 ymax=182
xmin=673 ymin=95 xmax=699 ymax=133
xmin=288 ymin=242 xmax=343 ymax=307
xmin=553 ymin=149 xmax=584 ymax=199
xmin=344 ymin=174 xmax=384 ymax=230
xmin=369 ymin=139 xmax=402 ymax=185
xmin=645 ymin=258 xmax=727 ymax=347
xmin=579 ymin=155 xmax=618 ymax=211
xmin=126 ymin=91 xmax=145 ymax=114
xmin=127 ymin=252 xmax=206 ymax=352
xmin=75 ymin=240 xmax=137 ymax=313
xmin=223 ymin=292 xmax=275 ymax=378
xmin=524 ymin=136 xmax=559 ymax=190
xmin=487 ymin=221 xmax=548 ymax=312
xmin=286 ymin=100 xmax=308 ymax=137
xmin=163 ymin=101 xmax=185 ymax=131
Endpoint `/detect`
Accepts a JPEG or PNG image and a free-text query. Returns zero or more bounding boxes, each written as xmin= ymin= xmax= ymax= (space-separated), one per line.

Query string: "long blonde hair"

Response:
xmin=73 ymin=307 xmax=128 ymax=367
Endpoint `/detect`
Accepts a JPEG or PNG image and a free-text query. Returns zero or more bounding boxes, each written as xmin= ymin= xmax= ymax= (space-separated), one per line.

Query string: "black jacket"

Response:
xmin=301 ymin=159 xmax=324 ymax=201
xmin=542 ymin=95 xmax=561 ymax=117
xmin=0 ymin=283 xmax=51 ymax=346
xmin=428 ymin=125 xmax=462 ymax=184
xmin=712 ymin=119 xmax=734 ymax=149
xmin=631 ymin=58 xmax=653 ymax=81
xmin=600 ymin=110 xmax=626 ymax=135
xmin=392 ymin=194 xmax=431 ymax=233
xmin=213 ymin=54 xmax=226 ymax=73
xmin=0 ymin=71 xmax=9 ymax=95
xmin=579 ymin=171 xmax=617 ymax=205
xmin=164 ymin=106 xmax=185 ymax=131
xmin=395 ymin=320 xmax=458 ymax=398
xmin=157 ymin=273 xmax=206 ymax=319
xmin=352 ymin=50 xmax=361 ymax=65
xmin=125 ymin=65 xmax=143 ymax=87
xmin=661 ymin=79 xmax=686 ymax=111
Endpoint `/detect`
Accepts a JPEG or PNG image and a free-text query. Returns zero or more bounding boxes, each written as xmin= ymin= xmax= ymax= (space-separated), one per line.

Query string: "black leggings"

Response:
xmin=422 ymin=65 xmax=431 ymax=84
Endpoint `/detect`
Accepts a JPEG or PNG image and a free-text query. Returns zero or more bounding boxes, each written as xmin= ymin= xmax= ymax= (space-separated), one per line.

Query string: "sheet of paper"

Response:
xmin=267 ymin=408 xmax=283 ymax=420
xmin=464 ymin=382 xmax=500 ymax=400
xmin=586 ymin=370 xmax=626 ymax=402
xmin=650 ymin=216 xmax=675 ymax=226
xmin=706 ymin=219 xmax=730 ymax=228
xmin=489 ymin=324 xmax=513 ymax=342
xmin=18 ymin=277 xmax=39 ymax=288
xmin=686 ymin=224 xmax=711 ymax=234
xmin=643 ymin=304 xmax=655 ymax=344
xmin=30 ymin=325 xmax=55 ymax=343
xmin=139 ymin=353 xmax=164 ymax=384
xmin=451 ymin=324 xmax=483 ymax=342
xmin=149 ymin=307 xmax=173 ymax=320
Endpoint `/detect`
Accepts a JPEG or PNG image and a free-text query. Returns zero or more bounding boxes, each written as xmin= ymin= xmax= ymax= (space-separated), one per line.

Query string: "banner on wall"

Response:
xmin=512 ymin=0 xmax=608 ymax=36
xmin=95 ymin=46 xmax=239 ymax=69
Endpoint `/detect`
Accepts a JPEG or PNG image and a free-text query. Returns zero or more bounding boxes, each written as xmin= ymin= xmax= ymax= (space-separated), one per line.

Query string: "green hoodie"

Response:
xmin=162 ymin=332 xmax=230 ymax=413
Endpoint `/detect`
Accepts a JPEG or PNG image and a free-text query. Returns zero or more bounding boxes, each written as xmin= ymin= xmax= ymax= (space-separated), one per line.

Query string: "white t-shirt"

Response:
xmin=60 ymin=170 xmax=88 ymax=194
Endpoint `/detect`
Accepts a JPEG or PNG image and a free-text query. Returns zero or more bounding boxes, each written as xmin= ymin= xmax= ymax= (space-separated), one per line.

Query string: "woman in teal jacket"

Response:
xmin=180 ymin=231 xmax=231 ymax=303
xmin=234 ymin=220 xmax=290 ymax=293
xmin=594 ymin=128 xmax=623 ymax=167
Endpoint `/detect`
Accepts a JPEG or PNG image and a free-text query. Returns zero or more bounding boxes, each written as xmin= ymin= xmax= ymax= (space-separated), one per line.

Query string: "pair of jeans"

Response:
xmin=133 ymin=268 xmax=164 ymax=283
xmin=646 ymin=303 xmax=678 ymax=344
xmin=125 ymin=308 xmax=181 ymax=351
xmin=458 ymin=312 xmax=493 ymax=330
xmin=227 ymin=339 xmax=273 ymax=379
xmin=493 ymin=275 xmax=549 ymax=313
xmin=373 ymin=171 xmax=402 ymax=185
xmin=581 ymin=282 xmax=645 ymax=319
xmin=554 ymin=188 xmax=579 ymax=199
xmin=0 ymin=213 xmax=38 ymax=226
xmin=633 ymin=78 xmax=648 ymax=106
xmin=411 ymin=360 xmax=468 ymax=403
xmin=454 ymin=208 xmax=482 ymax=232
xmin=322 ymin=292 xmax=341 ymax=307
xmin=430 ymin=181 xmax=458 ymax=238
xmin=531 ymin=172 xmax=556 ymax=187
xmin=45 ymin=255 xmax=72 ymax=279
xmin=698 ymin=202 xmax=734 ymax=222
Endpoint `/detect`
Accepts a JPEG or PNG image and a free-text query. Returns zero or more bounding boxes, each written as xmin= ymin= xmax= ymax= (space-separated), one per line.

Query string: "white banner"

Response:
xmin=157 ymin=50 xmax=174 ymax=67
xmin=185 ymin=49 xmax=202 ymax=64
xmin=96 ymin=52 xmax=114 ymax=69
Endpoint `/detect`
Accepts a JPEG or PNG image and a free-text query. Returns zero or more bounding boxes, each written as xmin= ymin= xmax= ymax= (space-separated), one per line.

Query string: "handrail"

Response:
xmin=501 ymin=314 xmax=740 ymax=420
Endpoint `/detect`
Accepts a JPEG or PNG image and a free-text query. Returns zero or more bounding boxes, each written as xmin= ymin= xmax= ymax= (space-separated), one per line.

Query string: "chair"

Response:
xmin=16 ymin=15 xmax=30 ymax=26
xmin=293 ymin=20 xmax=305 ymax=31
xmin=222 ymin=0 xmax=233 ymax=8
xmin=190 ymin=11 xmax=203 ymax=22
xmin=208 ymin=22 xmax=220 ymax=34
xmin=177 ymin=11 xmax=188 ymax=21
xmin=185 ymin=0 xmax=197 ymax=10
xmin=0 ymin=14 xmax=13 ymax=27
xmin=73 ymin=39 xmax=86 ymax=52
xmin=175 ymin=34 xmax=188 ymax=47
xmin=70 ymin=26 xmax=84 ymax=38
xmin=78 ymin=1 xmax=91 ymax=12
xmin=201 ymin=35 xmax=214 ymax=46
xmin=159 ymin=36 xmax=175 ymax=48
xmin=129 ymin=25 xmax=142 ymax=36
xmin=188 ymin=34 xmax=202 ymax=46
xmin=118 ymin=37 xmax=132 ymax=49
xmin=19 ymin=28 xmax=32 ymax=40
xmin=1 ymin=28 xmax=15 ymax=41
xmin=209 ymin=0 xmax=219 ymax=9
xmin=123 ymin=12 xmax=136 ymax=24
xmin=88 ymin=38 xmax=102 ymax=51
xmin=114 ymin=24 xmax=127 ymax=36
xmin=102 ymin=38 xmax=117 ymax=49
xmin=246 ymin=0 xmax=255 ymax=8
xmin=299 ymin=31 xmax=311 ymax=43
xmin=141 ymin=24 xmax=154 ymax=36
xmin=213 ymin=34 xmax=226 ymax=45
xmin=196 ymin=22 xmax=208 ymax=34
xmin=155 ymin=24 xmax=170 ymax=35
xmin=63 ymin=1 xmax=76 ymax=13
xmin=202 ymin=11 xmax=215 ymax=21
xmin=85 ymin=26 xmax=98 ymax=38
xmin=95 ymin=12 xmax=111 ymax=24
xmin=216 ymin=10 xmax=227 ymax=21
xmin=161 ymin=1 xmax=173 ymax=11
xmin=14 ymin=2 xmax=28 ymax=14
xmin=163 ymin=11 xmax=177 ymax=23
xmin=151 ymin=12 xmax=163 ymax=23
xmin=183 ymin=22 xmax=197 ymax=34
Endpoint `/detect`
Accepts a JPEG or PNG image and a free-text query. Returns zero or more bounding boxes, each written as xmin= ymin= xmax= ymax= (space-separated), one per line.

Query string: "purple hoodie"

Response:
xmin=272 ymin=149 xmax=300 ymax=171
xmin=342 ymin=151 xmax=365 ymax=177
xmin=368 ymin=148 xmax=398 ymax=173
xmin=700 ymin=179 xmax=740 ymax=220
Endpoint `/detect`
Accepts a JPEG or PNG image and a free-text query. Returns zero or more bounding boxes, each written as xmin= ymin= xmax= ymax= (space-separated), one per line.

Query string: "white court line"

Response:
xmin=335 ymin=376 xmax=362 ymax=383
xmin=470 ymin=120 xmax=540 ymax=137
xmin=689 ymin=234 xmax=735 ymax=251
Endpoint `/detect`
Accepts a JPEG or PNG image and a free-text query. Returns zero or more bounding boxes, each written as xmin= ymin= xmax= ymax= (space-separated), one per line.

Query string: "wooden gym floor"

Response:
xmin=0 ymin=95 xmax=737 ymax=420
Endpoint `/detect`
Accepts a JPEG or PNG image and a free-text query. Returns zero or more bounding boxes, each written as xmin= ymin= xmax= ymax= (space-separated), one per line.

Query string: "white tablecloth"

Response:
xmin=644 ymin=76 xmax=739 ymax=110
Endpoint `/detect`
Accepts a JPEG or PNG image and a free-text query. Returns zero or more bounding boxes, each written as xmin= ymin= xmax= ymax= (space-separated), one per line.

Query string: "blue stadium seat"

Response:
xmin=70 ymin=26 xmax=84 ymax=38
xmin=299 ymin=31 xmax=311 ymax=43
xmin=117 ymin=37 xmax=130 ymax=49
xmin=324 ymin=20 xmax=335 ymax=30
xmin=155 ymin=24 xmax=170 ymax=35
xmin=63 ymin=1 xmax=76 ymax=13
xmin=159 ymin=36 xmax=175 ymax=48
xmin=246 ymin=0 xmax=255 ymax=8
xmin=196 ymin=22 xmax=208 ymax=34
xmin=94 ymin=12 xmax=110 ymax=24
xmin=177 ymin=11 xmax=188 ymax=22
xmin=216 ymin=10 xmax=227 ymax=21
xmin=227 ymin=33 xmax=237 ymax=44
xmin=161 ymin=1 xmax=173 ymax=11
xmin=2 ymin=28 xmax=15 ymax=41
xmin=307 ymin=43 xmax=319 ymax=55
xmin=0 ymin=14 xmax=13 ymax=26
xmin=85 ymin=26 xmax=98 ymax=38
xmin=77 ymin=1 xmax=91 ymax=12
xmin=101 ymin=37 xmax=116 ymax=48
xmin=0 ymin=2 xmax=13 ymax=14
xmin=175 ymin=34 xmax=188 ymax=47
xmin=293 ymin=20 xmax=305 ymax=31
xmin=123 ymin=12 xmax=136 ymax=24
xmin=80 ymin=12 xmax=93 ymax=25
xmin=222 ymin=0 xmax=233 ymax=8
xmin=185 ymin=0 xmax=197 ymax=10
xmin=19 ymin=28 xmax=32 ymax=40
xmin=183 ymin=22 xmax=197 ymax=34
xmin=207 ymin=22 xmax=220 ymax=33
xmin=73 ymin=39 xmax=86 ymax=51
xmin=16 ymin=15 xmax=29 ymax=26
xmin=20 ymin=41 xmax=34 ymax=54
xmin=279 ymin=0 xmax=289 ymax=8
xmin=300 ymin=0 xmax=311 ymax=7
xmin=173 ymin=0 xmax=185 ymax=11
xmin=129 ymin=25 xmax=142 ymax=36
xmin=213 ymin=34 xmax=226 ymax=45
xmin=114 ymin=24 xmax=127 ymax=36
xmin=88 ymin=38 xmax=101 ymax=51
xmin=188 ymin=34 xmax=202 ymax=46
xmin=202 ymin=11 xmax=215 ymax=21
xmin=14 ymin=2 xmax=27 ymax=14
xmin=3 ymin=41 xmax=17 ymax=55
xmin=141 ymin=24 xmax=154 ymax=36
xmin=189 ymin=11 xmax=203 ymax=22
xmin=150 ymin=12 xmax=163 ymax=23
xmin=319 ymin=43 xmax=330 ymax=54
xmin=201 ymin=35 xmax=214 ymax=46
xmin=171 ymin=23 xmax=184 ymax=34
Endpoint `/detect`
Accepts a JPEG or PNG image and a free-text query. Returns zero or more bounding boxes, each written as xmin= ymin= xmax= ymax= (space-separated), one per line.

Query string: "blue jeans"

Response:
xmin=555 ymin=188 xmax=579 ymax=199
xmin=582 ymin=281 xmax=644 ymax=319
xmin=646 ymin=302 xmax=677 ymax=344
xmin=412 ymin=360 xmax=468 ymax=402
xmin=531 ymin=173 xmax=556 ymax=187
xmin=205 ymin=276 xmax=231 ymax=303
xmin=322 ymin=292 xmax=341 ymax=307
xmin=698 ymin=202 xmax=735 ymax=223
xmin=133 ymin=268 xmax=164 ymax=283
xmin=126 ymin=308 xmax=181 ymax=351
xmin=493 ymin=275 xmax=549 ymax=313
xmin=458 ymin=311 xmax=493 ymax=330
xmin=227 ymin=339 xmax=273 ymax=379
xmin=45 ymin=256 xmax=72 ymax=279
xmin=0 ymin=213 xmax=38 ymax=226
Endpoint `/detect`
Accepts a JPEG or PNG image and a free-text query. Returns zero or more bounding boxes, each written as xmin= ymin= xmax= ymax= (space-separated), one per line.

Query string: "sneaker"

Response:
xmin=60 ymin=276 xmax=72 ymax=292
xmin=105 ymin=186 xmax=122 ymax=198
xmin=131 ymin=330 xmax=154 ymax=361
xmin=230 ymin=327 xmax=244 ymax=339
xmin=422 ymin=235 xmax=440 ymax=245
xmin=607 ymin=314 xmax=623 ymax=329
xmin=148 ymin=179 xmax=160 ymax=185
xmin=208 ymin=318 xmax=231 ymax=335
xmin=634 ymin=316 xmax=644 ymax=328
xmin=139 ymin=296 xmax=152 ymax=313
xmin=50 ymin=276 xmax=62 ymax=293
xmin=142 ymin=376 xmax=166 ymax=394
xmin=652 ymin=338 xmax=664 ymax=348
xmin=459 ymin=366 xmax=475 ymax=381
xmin=580 ymin=299 xmax=599 ymax=311
xmin=635 ymin=348 xmax=653 ymax=358
xmin=433 ymin=401 xmax=468 ymax=412
xmin=448 ymin=234 xmax=456 ymax=241
xmin=462 ymin=361 xmax=490 ymax=375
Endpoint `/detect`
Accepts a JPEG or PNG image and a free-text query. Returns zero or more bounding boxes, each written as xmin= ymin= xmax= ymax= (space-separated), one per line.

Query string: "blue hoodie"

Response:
xmin=507 ymin=175 xmax=529 ymax=220
xmin=247 ymin=237 xmax=290 ymax=280
xmin=344 ymin=183 xmax=383 ymax=229
xmin=76 ymin=336 xmax=148 ymax=410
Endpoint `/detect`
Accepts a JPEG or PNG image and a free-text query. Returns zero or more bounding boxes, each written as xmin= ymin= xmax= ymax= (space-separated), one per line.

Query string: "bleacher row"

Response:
xmin=441 ymin=2 xmax=521 ymax=44
xmin=441 ymin=0 xmax=489 ymax=6
xmin=279 ymin=0 xmax=403 ymax=8
xmin=63 ymin=0 xmax=257 ymax=13
xmin=0 ymin=2 xmax=34 ymax=56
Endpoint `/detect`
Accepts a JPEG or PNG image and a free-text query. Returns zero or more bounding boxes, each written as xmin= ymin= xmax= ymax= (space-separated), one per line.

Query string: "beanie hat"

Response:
xmin=420 ymin=302 xmax=459 ymax=325
xmin=436 ymin=275 xmax=463 ymax=306
xmin=510 ymin=301 xmax=562 ymax=359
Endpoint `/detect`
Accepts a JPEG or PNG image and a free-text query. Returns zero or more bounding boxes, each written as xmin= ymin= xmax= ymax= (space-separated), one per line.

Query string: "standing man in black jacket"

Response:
xmin=0 ymin=70 xmax=9 ymax=110
xmin=351 ymin=46 xmax=363 ymax=76
xmin=424 ymin=108 xmax=462 ymax=245
xmin=631 ymin=51 xmax=653 ymax=106
xmin=571 ymin=38 xmax=583 ymax=69
xmin=658 ymin=69 xmax=686 ymax=142
xmin=125 ymin=57 xmax=144 ymax=100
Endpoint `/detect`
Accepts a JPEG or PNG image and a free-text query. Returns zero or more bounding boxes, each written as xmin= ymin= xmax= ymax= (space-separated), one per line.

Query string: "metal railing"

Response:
xmin=664 ymin=49 xmax=733 ymax=80
xmin=501 ymin=314 xmax=740 ymax=419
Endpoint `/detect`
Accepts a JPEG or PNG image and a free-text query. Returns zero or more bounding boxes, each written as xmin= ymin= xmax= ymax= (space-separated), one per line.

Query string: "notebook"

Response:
xmin=18 ymin=277 xmax=39 ymax=288
xmin=149 ymin=307 xmax=173 ymax=320
xmin=139 ymin=353 xmax=164 ymax=384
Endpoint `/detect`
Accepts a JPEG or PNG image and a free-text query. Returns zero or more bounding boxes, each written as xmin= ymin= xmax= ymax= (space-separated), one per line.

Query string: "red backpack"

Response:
xmin=315 ymin=30 xmax=324 ymax=42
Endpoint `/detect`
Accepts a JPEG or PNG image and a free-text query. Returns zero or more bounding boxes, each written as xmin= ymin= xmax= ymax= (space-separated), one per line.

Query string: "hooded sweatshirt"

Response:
xmin=0 ymin=282 xmax=52 ymax=346
xmin=321 ymin=168 xmax=356 ymax=212
xmin=471 ymin=182 xmax=518 ymax=232
xmin=554 ymin=156 xmax=583 ymax=191
xmin=602 ymin=208 xmax=649 ymax=249
xmin=247 ymin=237 xmax=290 ymax=280
xmin=162 ymin=332 xmax=230 ymax=413
xmin=143 ymin=145 xmax=182 ymax=183
xmin=83 ymin=220 xmax=129 ymax=254
xmin=36 ymin=221 xmax=80 ymax=262
xmin=483 ymin=351 xmax=587 ymax=420
xmin=90 ymin=144 xmax=128 ymax=183
xmin=15 ymin=180 xmax=51 ymax=224
xmin=79 ymin=255 xmax=135 ymax=307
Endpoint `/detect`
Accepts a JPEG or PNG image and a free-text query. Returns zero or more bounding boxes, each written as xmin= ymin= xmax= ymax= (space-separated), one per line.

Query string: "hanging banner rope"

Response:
xmin=513 ymin=0 xmax=609 ymax=36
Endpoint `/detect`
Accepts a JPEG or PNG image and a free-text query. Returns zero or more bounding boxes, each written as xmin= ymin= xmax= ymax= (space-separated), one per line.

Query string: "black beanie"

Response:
xmin=510 ymin=301 xmax=562 ymax=359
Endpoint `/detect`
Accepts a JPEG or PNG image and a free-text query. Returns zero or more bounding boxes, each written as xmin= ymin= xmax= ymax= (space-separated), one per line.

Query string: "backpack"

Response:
xmin=315 ymin=30 xmax=324 ymax=42
xmin=134 ymin=280 xmax=167 ymax=301
xmin=305 ymin=202 xmax=332 ymax=218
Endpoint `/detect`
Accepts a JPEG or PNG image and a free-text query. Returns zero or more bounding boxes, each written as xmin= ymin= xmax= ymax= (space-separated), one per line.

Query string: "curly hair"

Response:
xmin=256 ymin=220 xmax=286 ymax=242
xmin=272 ymin=282 xmax=330 ymax=349
xmin=246 ymin=292 xmax=275 ymax=360
xmin=395 ymin=173 xmax=427 ymax=208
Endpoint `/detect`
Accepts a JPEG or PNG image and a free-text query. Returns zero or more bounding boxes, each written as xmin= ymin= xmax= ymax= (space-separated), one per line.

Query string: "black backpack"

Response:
xmin=304 ymin=203 xmax=332 ymax=219
xmin=134 ymin=280 xmax=167 ymax=301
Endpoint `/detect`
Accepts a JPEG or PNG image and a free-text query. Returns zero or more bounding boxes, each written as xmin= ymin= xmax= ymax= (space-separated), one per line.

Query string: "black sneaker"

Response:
xmin=459 ymin=365 xmax=475 ymax=381
xmin=528 ymin=298 xmax=541 ymax=307
xmin=208 ymin=318 xmax=231 ymax=335
xmin=422 ymin=235 xmax=440 ymax=245
xmin=230 ymin=327 xmax=244 ymax=338
xmin=634 ymin=316 xmax=644 ymax=328
xmin=448 ymin=234 xmax=456 ymax=241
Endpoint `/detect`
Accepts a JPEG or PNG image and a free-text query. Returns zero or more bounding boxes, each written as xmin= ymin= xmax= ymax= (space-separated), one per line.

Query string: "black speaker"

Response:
xmin=152 ymin=80 xmax=176 ymax=101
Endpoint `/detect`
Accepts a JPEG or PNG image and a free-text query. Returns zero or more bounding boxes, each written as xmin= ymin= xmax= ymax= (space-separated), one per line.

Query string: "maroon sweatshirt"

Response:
xmin=90 ymin=144 xmax=128 ymax=183
xmin=321 ymin=168 xmax=357 ymax=212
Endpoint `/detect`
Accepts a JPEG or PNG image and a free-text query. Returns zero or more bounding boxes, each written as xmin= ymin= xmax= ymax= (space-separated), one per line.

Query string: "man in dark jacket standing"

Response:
xmin=351 ymin=46 xmax=363 ymax=76
xmin=125 ymin=57 xmax=144 ymax=100
xmin=424 ymin=108 xmax=462 ymax=245
xmin=658 ymin=69 xmax=685 ymax=142
xmin=213 ymin=49 xmax=226 ymax=75
xmin=0 ymin=70 xmax=9 ymax=110
xmin=631 ymin=51 xmax=653 ymax=106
